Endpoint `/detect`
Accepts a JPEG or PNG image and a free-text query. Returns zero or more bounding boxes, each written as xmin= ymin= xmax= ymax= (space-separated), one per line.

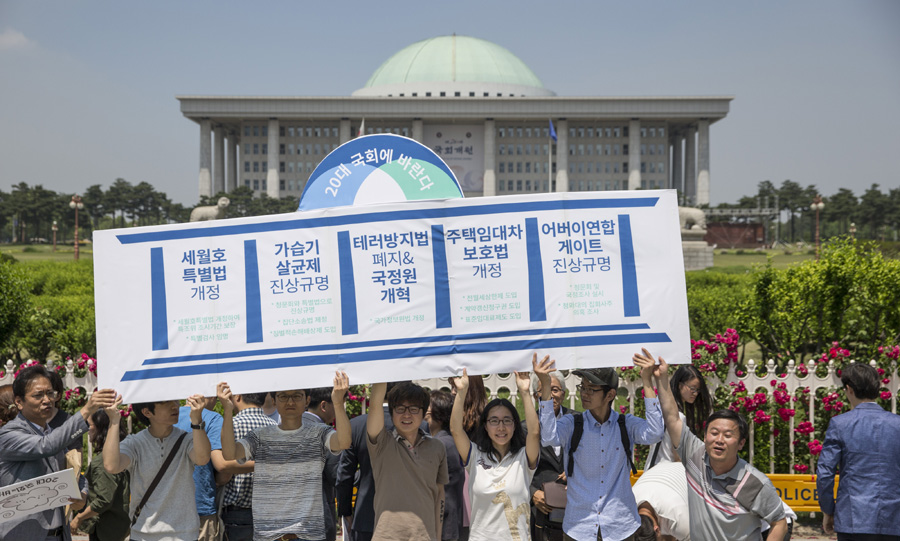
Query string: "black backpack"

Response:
xmin=566 ymin=412 xmax=637 ymax=478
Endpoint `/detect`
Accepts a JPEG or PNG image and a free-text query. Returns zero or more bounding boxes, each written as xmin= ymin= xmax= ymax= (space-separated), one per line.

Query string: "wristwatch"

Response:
xmin=190 ymin=420 xmax=206 ymax=430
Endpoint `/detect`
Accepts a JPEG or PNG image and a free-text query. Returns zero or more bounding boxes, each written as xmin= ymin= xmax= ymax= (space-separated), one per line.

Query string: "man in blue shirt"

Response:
xmin=817 ymin=362 xmax=900 ymax=540
xmin=536 ymin=357 xmax=663 ymax=541
xmin=175 ymin=394 xmax=225 ymax=541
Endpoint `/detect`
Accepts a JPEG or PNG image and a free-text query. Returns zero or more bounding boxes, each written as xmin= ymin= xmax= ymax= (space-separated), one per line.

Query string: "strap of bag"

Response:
xmin=647 ymin=438 xmax=662 ymax=469
xmin=617 ymin=414 xmax=637 ymax=475
xmin=566 ymin=414 xmax=584 ymax=478
xmin=131 ymin=432 xmax=188 ymax=526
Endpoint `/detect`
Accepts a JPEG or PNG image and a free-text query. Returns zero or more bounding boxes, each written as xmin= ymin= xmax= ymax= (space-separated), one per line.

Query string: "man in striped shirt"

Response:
xmin=219 ymin=373 xmax=352 ymax=541
xmin=218 ymin=391 xmax=277 ymax=541
xmin=636 ymin=350 xmax=787 ymax=541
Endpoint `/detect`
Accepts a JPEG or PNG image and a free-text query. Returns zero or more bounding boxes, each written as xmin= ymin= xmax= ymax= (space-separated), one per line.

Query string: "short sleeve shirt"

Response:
xmin=632 ymin=461 xmax=691 ymax=541
xmin=465 ymin=445 xmax=536 ymax=541
xmin=175 ymin=406 xmax=223 ymax=515
xmin=677 ymin=426 xmax=785 ymax=540
xmin=368 ymin=427 xmax=449 ymax=541
xmin=238 ymin=423 xmax=337 ymax=541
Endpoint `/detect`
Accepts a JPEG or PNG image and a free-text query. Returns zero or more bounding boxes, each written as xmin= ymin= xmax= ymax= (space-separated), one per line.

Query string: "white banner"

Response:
xmin=0 ymin=469 xmax=81 ymax=524
xmin=95 ymin=191 xmax=689 ymax=403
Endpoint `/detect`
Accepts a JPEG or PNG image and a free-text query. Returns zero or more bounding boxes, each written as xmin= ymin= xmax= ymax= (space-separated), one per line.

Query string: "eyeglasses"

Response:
xmin=486 ymin=417 xmax=515 ymax=427
xmin=29 ymin=390 xmax=59 ymax=401
xmin=576 ymin=384 xmax=605 ymax=396
xmin=394 ymin=405 xmax=422 ymax=415
xmin=535 ymin=387 xmax=563 ymax=396
xmin=275 ymin=394 xmax=306 ymax=403
xmin=681 ymin=384 xmax=701 ymax=395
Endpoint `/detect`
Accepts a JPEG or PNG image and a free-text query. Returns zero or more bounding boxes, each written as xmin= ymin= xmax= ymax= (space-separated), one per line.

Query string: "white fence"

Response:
xmin=4 ymin=358 xmax=897 ymax=474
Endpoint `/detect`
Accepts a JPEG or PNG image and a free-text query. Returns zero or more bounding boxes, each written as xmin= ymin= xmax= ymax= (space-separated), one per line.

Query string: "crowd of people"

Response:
xmin=0 ymin=350 xmax=898 ymax=541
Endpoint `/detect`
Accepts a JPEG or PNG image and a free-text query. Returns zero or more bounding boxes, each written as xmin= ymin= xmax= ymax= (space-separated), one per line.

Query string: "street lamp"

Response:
xmin=849 ymin=222 xmax=857 ymax=239
xmin=52 ymin=221 xmax=58 ymax=252
xmin=69 ymin=195 xmax=84 ymax=261
xmin=810 ymin=195 xmax=824 ymax=260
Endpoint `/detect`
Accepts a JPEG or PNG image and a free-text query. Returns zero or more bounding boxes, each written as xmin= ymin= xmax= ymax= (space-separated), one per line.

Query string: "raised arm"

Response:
xmin=520 ymin=354 xmax=548 ymax=469
xmin=217 ymin=382 xmax=245 ymax=462
xmin=533 ymin=354 xmax=562 ymax=447
xmin=103 ymin=394 xmax=131 ymax=474
xmin=449 ymin=369 xmax=473 ymax=464
xmin=186 ymin=394 xmax=211 ymax=466
xmin=330 ymin=371 xmax=352 ymax=451
xmin=634 ymin=349 xmax=682 ymax=445
xmin=366 ymin=382 xmax=387 ymax=442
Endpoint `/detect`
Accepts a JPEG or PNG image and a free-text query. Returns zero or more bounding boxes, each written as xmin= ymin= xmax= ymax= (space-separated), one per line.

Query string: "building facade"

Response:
xmin=179 ymin=36 xmax=731 ymax=206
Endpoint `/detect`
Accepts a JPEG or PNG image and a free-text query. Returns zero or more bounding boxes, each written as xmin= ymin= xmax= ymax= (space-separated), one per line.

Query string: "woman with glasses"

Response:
xmin=449 ymin=354 xmax=546 ymax=541
xmin=644 ymin=364 xmax=712 ymax=469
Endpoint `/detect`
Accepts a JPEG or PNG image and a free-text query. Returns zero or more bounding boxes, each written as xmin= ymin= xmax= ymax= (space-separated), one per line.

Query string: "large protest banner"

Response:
xmin=95 ymin=190 xmax=689 ymax=402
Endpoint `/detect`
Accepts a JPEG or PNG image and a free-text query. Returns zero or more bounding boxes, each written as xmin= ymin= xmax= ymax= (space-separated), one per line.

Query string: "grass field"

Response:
xmin=0 ymin=244 xmax=93 ymax=261
xmin=712 ymin=250 xmax=814 ymax=271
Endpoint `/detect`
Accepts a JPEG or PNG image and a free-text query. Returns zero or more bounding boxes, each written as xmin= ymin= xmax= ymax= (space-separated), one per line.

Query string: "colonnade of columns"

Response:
xmin=196 ymin=116 xmax=711 ymax=204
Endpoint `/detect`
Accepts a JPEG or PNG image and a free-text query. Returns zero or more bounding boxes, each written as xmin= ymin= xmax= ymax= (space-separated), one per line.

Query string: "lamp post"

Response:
xmin=849 ymin=222 xmax=857 ymax=239
xmin=69 ymin=195 xmax=84 ymax=261
xmin=51 ymin=221 xmax=58 ymax=252
xmin=810 ymin=195 xmax=824 ymax=260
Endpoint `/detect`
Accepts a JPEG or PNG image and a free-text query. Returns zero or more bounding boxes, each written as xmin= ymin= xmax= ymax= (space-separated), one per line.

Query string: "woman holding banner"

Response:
xmin=449 ymin=355 xmax=546 ymax=541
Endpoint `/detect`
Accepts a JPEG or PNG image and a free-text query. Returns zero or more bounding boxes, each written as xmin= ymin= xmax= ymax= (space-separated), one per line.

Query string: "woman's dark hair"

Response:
xmin=462 ymin=375 xmax=488 ymax=435
xmin=634 ymin=514 xmax=657 ymax=541
xmin=428 ymin=390 xmax=453 ymax=432
xmin=840 ymin=363 xmax=880 ymax=400
xmin=705 ymin=409 xmax=749 ymax=443
xmin=48 ymin=371 xmax=65 ymax=407
xmin=387 ymin=382 xmax=430 ymax=415
xmin=670 ymin=364 xmax=712 ymax=436
xmin=0 ymin=384 xmax=17 ymax=425
xmin=90 ymin=409 xmax=126 ymax=449
xmin=472 ymin=398 xmax=526 ymax=464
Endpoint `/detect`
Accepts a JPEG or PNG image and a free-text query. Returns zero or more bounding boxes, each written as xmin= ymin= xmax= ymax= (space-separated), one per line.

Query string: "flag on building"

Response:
xmin=549 ymin=119 xmax=557 ymax=142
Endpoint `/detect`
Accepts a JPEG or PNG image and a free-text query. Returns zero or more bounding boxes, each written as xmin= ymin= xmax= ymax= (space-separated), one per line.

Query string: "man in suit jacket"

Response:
xmin=0 ymin=365 xmax=116 ymax=541
xmin=305 ymin=387 xmax=341 ymax=541
xmin=529 ymin=371 xmax=573 ymax=541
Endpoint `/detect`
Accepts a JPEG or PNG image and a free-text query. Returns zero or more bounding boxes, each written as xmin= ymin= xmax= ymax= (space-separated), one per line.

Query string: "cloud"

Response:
xmin=0 ymin=29 xmax=33 ymax=51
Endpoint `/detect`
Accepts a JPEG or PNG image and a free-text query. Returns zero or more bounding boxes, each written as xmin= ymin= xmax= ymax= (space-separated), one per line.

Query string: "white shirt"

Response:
xmin=632 ymin=461 xmax=691 ymax=541
xmin=644 ymin=411 xmax=687 ymax=469
xmin=466 ymin=445 xmax=536 ymax=541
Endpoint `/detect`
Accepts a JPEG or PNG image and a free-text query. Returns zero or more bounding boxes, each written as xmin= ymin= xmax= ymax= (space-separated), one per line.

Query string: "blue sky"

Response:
xmin=1 ymin=0 xmax=897 ymax=206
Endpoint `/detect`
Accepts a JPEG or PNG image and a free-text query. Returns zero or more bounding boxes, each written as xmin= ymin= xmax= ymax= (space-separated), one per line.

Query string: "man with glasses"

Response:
xmin=529 ymin=370 xmax=574 ymax=541
xmin=367 ymin=381 xmax=448 ymax=540
xmin=535 ymin=358 xmax=663 ymax=541
xmin=220 ymin=373 xmax=352 ymax=541
xmin=817 ymin=362 xmax=900 ymax=540
xmin=0 ymin=365 xmax=117 ymax=541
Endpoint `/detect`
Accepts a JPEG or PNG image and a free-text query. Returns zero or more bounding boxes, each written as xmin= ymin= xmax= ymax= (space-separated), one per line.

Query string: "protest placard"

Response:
xmin=0 ymin=469 xmax=80 ymax=524
xmin=95 ymin=190 xmax=689 ymax=402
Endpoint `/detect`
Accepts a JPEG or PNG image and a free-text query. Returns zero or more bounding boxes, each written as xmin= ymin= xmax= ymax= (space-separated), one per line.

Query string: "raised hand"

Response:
xmin=514 ymin=369 xmax=532 ymax=394
xmin=453 ymin=368 xmax=470 ymax=393
xmin=186 ymin=394 xmax=205 ymax=424
xmin=85 ymin=389 xmax=117 ymax=414
xmin=332 ymin=371 xmax=350 ymax=405
xmin=532 ymin=353 xmax=555 ymax=384
xmin=217 ymin=382 xmax=233 ymax=414
xmin=104 ymin=393 xmax=124 ymax=423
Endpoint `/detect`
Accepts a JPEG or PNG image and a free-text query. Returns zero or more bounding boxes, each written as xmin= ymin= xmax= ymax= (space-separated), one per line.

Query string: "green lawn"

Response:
xmin=713 ymin=250 xmax=814 ymax=270
xmin=1 ymin=244 xmax=93 ymax=261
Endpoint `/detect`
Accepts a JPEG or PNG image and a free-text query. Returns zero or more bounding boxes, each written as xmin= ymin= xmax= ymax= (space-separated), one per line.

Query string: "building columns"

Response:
xmin=684 ymin=125 xmax=697 ymax=206
xmin=227 ymin=131 xmax=238 ymax=192
xmin=266 ymin=118 xmax=280 ymax=198
xmin=696 ymin=119 xmax=710 ymax=206
xmin=482 ymin=119 xmax=496 ymax=197
xmin=628 ymin=119 xmax=641 ymax=190
xmin=339 ymin=119 xmax=351 ymax=144
xmin=555 ymin=119 xmax=568 ymax=192
xmin=214 ymin=126 xmax=225 ymax=195
xmin=671 ymin=132 xmax=683 ymax=196
xmin=198 ymin=119 xmax=212 ymax=199
xmin=412 ymin=119 xmax=423 ymax=142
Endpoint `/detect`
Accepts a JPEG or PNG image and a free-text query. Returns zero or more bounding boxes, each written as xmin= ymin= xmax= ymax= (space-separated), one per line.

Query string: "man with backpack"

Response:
xmin=535 ymin=357 xmax=663 ymax=541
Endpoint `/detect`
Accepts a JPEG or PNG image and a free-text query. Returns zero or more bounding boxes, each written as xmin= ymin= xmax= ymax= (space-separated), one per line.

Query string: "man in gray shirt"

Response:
xmin=635 ymin=349 xmax=787 ymax=540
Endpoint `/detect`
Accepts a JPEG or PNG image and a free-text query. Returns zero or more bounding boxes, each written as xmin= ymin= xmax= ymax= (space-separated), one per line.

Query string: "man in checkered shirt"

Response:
xmin=218 ymin=391 xmax=277 ymax=541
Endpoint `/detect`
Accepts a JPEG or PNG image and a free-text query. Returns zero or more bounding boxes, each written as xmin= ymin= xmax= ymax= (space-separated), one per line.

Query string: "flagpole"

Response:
xmin=547 ymin=132 xmax=551 ymax=193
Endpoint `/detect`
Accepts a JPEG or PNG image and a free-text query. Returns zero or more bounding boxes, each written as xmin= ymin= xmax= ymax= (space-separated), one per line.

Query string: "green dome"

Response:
xmin=352 ymin=35 xmax=554 ymax=97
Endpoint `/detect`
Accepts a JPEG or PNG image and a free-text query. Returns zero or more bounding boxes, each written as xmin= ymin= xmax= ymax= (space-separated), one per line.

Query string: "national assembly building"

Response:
xmin=178 ymin=35 xmax=731 ymax=206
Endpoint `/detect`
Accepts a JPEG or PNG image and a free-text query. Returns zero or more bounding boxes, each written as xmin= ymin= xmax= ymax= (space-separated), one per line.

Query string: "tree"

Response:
xmin=857 ymin=184 xmax=890 ymax=240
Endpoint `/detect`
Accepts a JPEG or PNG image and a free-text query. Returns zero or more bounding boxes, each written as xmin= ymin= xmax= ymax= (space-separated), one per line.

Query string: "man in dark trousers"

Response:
xmin=305 ymin=386 xmax=340 ymax=541
xmin=529 ymin=370 xmax=573 ymax=541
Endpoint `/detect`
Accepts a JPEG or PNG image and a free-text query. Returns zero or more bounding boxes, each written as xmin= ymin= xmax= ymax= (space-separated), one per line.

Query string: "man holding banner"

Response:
xmin=219 ymin=372 xmax=352 ymax=541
